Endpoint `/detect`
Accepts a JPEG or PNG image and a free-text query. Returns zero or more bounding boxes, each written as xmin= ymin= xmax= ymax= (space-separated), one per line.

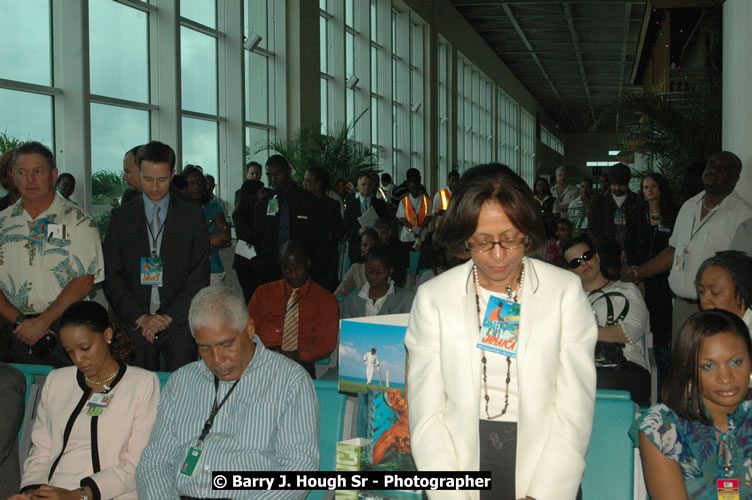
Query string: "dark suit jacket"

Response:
xmin=0 ymin=363 xmax=25 ymax=498
xmin=588 ymin=190 xmax=639 ymax=251
xmin=252 ymin=184 xmax=324 ymax=284
xmin=103 ymin=191 xmax=210 ymax=332
xmin=343 ymin=197 xmax=387 ymax=262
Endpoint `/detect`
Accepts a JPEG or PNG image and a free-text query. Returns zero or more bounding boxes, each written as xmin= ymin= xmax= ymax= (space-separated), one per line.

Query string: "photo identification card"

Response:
xmin=140 ymin=257 xmax=163 ymax=286
xmin=716 ymin=479 xmax=739 ymax=500
xmin=86 ymin=393 xmax=113 ymax=416
xmin=477 ymin=295 xmax=521 ymax=357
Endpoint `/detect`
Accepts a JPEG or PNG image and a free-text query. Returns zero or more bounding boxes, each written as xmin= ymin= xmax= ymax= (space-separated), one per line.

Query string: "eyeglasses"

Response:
xmin=465 ymin=236 xmax=528 ymax=252
xmin=567 ymin=250 xmax=595 ymax=269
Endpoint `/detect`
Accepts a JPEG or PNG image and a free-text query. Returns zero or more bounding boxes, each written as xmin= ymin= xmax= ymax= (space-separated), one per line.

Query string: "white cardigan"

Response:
xmin=22 ymin=364 xmax=160 ymax=499
xmin=406 ymin=258 xmax=597 ymax=500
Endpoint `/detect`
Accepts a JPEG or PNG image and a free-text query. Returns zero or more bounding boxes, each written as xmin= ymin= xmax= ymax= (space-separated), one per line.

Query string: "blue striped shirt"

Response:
xmin=136 ymin=338 xmax=319 ymax=499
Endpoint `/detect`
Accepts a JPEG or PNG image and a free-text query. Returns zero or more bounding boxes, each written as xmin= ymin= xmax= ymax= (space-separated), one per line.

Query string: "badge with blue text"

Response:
xmin=140 ymin=256 xmax=163 ymax=286
xmin=477 ymin=295 xmax=521 ymax=357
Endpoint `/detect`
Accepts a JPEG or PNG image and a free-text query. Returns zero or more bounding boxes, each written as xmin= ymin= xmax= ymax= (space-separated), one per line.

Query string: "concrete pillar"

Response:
xmin=722 ymin=0 xmax=752 ymax=204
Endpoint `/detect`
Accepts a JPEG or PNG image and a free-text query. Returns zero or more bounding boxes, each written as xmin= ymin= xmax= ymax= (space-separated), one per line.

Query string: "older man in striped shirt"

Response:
xmin=137 ymin=286 xmax=319 ymax=499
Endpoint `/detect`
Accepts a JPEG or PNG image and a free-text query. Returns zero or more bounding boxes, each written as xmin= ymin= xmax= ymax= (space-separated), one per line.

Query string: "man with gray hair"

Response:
xmin=551 ymin=166 xmax=579 ymax=220
xmin=137 ymin=286 xmax=319 ymax=499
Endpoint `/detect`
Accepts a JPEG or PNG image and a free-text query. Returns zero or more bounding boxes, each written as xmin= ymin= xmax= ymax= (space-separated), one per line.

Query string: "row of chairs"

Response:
xmin=10 ymin=363 xmax=636 ymax=500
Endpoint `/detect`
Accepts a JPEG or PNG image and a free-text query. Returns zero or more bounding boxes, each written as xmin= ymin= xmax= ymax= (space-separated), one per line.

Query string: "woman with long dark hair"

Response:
xmin=14 ymin=301 xmax=159 ymax=500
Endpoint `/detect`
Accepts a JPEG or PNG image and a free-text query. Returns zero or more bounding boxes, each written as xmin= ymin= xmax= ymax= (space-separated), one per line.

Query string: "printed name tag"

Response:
xmin=180 ymin=446 xmax=203 ymax=477
xmin=140 ymin=256 xmax=163 ymax=286
xmin=47 ymin=223 xmax=65 ymax=240
xmin=26 ymin=218 xmax=50 ymax=244
xmin=716 ymin=479 xmax=739 ymax=500
xmin=86 ymin=393 xmax=113 ymax=416
xmin=266 ymin=197 xmax=279 ymax=216
xmin=673 ymin=246 xmax=688 ymax=272
xmin=477 ymin=296 xmax=521 ymax=357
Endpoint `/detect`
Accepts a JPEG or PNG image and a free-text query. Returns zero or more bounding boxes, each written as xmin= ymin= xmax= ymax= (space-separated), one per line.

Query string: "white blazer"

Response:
xmin=406 ymin=257 xmax=597 ymax=500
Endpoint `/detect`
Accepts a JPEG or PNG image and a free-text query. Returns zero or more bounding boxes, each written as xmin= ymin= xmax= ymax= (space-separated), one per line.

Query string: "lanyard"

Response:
xmin=689 ymin=204 xmax=718 ymax=243
xmin=146 ymin=215 xmax=167 ymax=257
xmin=196 ymin=376 xmax=240 ymax=447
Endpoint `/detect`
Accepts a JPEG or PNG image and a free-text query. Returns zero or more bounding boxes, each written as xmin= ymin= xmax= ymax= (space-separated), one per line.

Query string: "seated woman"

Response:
xmin=563 ymin=235 xmax=651 ymax=405
xmin=335 ymin=229 xmax=380 ymax=298
xmin=183 ymin=165 xmax=231 ymax=286
xmin=341 ymin=245 xmax=415 ymax=319
xmin=633 ymin=309 xmax=752 ymax=499
xmin=696 ymin=250 xmax=752 ymax=332
xmin=12 ymin=301 xmax=160 ymax=500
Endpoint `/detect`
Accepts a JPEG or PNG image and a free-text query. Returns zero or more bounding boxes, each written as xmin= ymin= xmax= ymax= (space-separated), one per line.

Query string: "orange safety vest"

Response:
xmin=402 ymin=194 xmax=430 ymax=231
xmin=438 ymin=188 xmax=452 ymax=211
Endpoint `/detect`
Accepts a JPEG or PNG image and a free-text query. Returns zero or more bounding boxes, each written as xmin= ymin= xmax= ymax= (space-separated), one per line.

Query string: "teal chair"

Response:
xmin=9 ymin=363 xmax=55 ymax=377
xmin=582 ymin=390 xmax=636 ymax=500
xmin=18 ymin=373 xmax=34 ymax=443
xmin=308 ymin=380 xmax=348 ymax=500
xmin=408 ymin=251 xmax=420 ymax=277
xmin=155 ymin=370 xmax=171 ymax=388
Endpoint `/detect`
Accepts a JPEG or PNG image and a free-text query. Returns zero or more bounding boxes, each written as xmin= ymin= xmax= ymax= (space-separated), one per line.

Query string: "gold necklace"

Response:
xmin=85 ymin=365 xmax=119 ymax=386
xmin=702 ymin=197 xmax=717 ymax=211
xmin=473 ymin=262 xmax=525 ymax=419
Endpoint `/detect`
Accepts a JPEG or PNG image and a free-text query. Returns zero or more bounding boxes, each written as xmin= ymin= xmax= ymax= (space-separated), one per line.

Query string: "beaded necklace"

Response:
xmin=473 ymin=261 xmax=525 ymax=419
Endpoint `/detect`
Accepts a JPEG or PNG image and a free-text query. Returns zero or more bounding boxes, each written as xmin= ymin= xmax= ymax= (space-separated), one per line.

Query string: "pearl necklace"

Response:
xmin=473 ymin=261 xmax=525 ymax=419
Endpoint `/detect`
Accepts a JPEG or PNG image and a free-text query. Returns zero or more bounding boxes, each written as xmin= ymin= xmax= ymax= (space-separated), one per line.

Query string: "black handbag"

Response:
xmin=589 ymin=288 xmax=630 ymax=370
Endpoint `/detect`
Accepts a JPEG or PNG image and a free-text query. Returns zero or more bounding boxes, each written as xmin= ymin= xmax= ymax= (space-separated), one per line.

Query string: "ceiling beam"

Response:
xmin=616 ymin=2 xmax=632 ymax=131
xmin=564 ymin=1 xmax=595 ymax=125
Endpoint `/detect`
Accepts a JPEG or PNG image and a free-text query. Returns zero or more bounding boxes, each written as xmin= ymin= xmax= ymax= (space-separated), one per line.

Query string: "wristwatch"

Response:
xmin=14 ymin=313 xmax=26 ymax=327
xmin=79 ymin=487 xmax=89 ymax=500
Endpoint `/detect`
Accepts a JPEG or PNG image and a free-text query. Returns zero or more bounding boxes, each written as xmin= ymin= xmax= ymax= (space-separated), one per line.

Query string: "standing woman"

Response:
xmin=406 ymin=163 xmax=597 ymax=500
xmin=14 ymin=301 xmax=159 ymax=500
xmin=532 ymin=177 xmax=559 ymax=238
xmin=183 ymin=166 xmax=231 ymax=286
xmin=624 ymin=173 xmax=679 ymax=355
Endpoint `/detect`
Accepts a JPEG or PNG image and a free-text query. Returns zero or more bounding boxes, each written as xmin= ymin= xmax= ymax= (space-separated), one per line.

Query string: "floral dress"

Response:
xmin=631 ymin=401 xmax=752 ymax=499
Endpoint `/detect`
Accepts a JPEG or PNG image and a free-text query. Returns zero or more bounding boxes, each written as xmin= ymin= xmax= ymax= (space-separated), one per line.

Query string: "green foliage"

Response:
xmin=258 ymin=110 xmax=380 ymax=202
xmin=92 ymin=211 xmax=111 ymax=242
xmin=0 ymin=131 xmax=23 ymax=155
xmin=92 ymin=170 xmax=125 ymax=206
xmin=619 ymin=80 xmax=721 ymax=195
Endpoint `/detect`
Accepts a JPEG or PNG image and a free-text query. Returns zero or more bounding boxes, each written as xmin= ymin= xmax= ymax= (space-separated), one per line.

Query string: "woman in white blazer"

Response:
xmin=11 ymin=301 xmax=159 ymax=500
xmin=405 ymin=163 xmax=598 ymax=500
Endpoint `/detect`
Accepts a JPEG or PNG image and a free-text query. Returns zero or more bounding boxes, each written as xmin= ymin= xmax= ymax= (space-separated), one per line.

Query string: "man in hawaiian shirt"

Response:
xmin=0 ymin=141 xmax=104 ymax=366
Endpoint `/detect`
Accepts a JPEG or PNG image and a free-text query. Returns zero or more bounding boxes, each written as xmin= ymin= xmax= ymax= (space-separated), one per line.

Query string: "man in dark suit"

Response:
xmin=0 ymin=363 xmax=24 ymax=497
xmin=103 ymin=141 xmax=210 ymax=371
xmin=252 ymin=154 xmax=324 ymax=289
xmin=344 ymin=172 xmax=387 ymax=264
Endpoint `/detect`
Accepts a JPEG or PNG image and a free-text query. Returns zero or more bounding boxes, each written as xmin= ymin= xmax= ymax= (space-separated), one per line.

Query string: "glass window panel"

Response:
xmin=371 ymin=96 xmax=378 ymax=145
xmin=181 ymin=0 xmax=216 ymax=28
xmin=370 ymin=0 xmax=377 ymax=41
xmin=182 ymin=116 xmax=218 ymax=181
xmin=346 ymin=32 xmax=354 ymax=78
xmin=320 ymin=0 xmax=327 ymax=11
xmin=320 ymin=78 xmax=328 ymax=135
xmin=370 ymin=46 xmax=377 ymax=92
xmin=90 ymin=103 xmax=148 ymax=203
xmin=245 ymin=51 xmax=268 ymax=124
xmin=181 ymin=27 xmax=217 ymax=115
xmin=89 ymin=0 xmax=148 ymax=103
xmin=345 ymin=0 xmax=354 ymax=28
xmin=0 ymin=89 xmax=53 ymax=147
xmin=245 ymin=0 xmax=267 ymax=50
xmin=0 ymin=0 xmax=52 ymax=86
xmin=320 ymin=17 xmax=327 ymax=73
xmin=245 ymin=126 xmax=269 ymax=166
xmin=346 ymin=88 xmax=354 ymax=132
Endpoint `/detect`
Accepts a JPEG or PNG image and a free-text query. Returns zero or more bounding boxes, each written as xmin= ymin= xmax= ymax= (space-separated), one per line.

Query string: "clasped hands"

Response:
xmin=137 ymin=313 xmax=173 ymax=344
xmin=14 ymin=316 xmax=53 ymax=346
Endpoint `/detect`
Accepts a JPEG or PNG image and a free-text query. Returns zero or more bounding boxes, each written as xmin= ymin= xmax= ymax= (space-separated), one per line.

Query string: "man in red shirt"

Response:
xmin=247 ymin=240 xmax=339 ymax=377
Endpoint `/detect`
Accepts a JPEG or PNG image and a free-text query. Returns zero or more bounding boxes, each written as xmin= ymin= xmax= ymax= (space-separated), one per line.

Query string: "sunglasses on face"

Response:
xmin=568 ymin=249 xmax=595 ymax=269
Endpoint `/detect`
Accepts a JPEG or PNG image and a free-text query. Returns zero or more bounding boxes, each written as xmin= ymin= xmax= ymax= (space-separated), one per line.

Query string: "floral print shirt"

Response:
xmin=0 ymin=195 xmax=104 ymax=314
xmin=632 ymin=401 xmax=752 ymax=499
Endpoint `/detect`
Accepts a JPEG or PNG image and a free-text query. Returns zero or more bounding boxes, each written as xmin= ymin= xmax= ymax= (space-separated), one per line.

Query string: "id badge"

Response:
xmin=47 ymin=223 xmax=65 ymax=240
xmin=180 ymin=446 xmax=203 ymax=477
xmin=673 ymin=246 xmax=687 ymax=272
xmin=613 ymin=208 xmax=626 ymax=226
xmin=266 ymin=197 xmax=279 ymax=216
xmin=140 ymin=256 xmax=163 ymax=286
xmin=86 ymin=393 xmax=113 ymax=416
xmin=476 ymin=295 xmax=521 ymax=357
xmin=716 ymin=479 xmax=740 ymax=500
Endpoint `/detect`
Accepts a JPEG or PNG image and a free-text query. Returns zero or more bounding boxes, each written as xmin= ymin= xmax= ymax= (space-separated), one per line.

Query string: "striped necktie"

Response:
xmin=281 ymin=288 xmax=299 ymax=351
